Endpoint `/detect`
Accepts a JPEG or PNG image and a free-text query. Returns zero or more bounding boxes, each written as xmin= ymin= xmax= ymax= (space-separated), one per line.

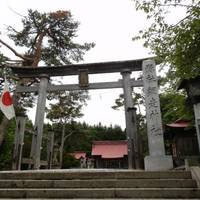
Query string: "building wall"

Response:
xmin=94 ymin=156 xmax=128 ymax=169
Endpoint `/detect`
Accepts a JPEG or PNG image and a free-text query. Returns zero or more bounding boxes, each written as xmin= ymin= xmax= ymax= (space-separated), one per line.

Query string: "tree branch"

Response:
xmin=0 ymin=38 xmax=33 ymax=61
xmin=159 ymin=3 xmax=200 ymax=9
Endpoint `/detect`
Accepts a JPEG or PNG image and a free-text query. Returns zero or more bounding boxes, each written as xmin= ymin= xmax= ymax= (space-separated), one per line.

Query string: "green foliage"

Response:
xmin=131 ymin=0 xmax=199 ymax=134
xmin=0 ymin=52 xmax=12 ymax=91
xmin=0 ymin=119 xmax=15 ymax=170
xmin=160 ymin=91 xmax=194 ymax=124
xmin=112 ymin=91 xmax=144 ymax=113
xmin=62 ymin=154 xmax=79 ymax=169
xmin=112 ymin=94 xmax=124 ymax=110
xmin=0 ymin=53 xmax=8 ymax=67
xmin=46 ymin=90 xmax=89 ymax=123
xmin=133 ymin=0 xmax=200 ymax=80
xmin=43 ymin=121 xmax=126 ymax=168
xmin=7 ymin=9 xmax=95 ymax=65
xmin=54 ymin=121 xmax=125 ymax=155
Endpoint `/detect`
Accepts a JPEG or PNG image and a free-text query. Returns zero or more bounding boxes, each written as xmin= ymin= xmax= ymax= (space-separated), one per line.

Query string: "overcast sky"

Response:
xmin=0 ymin=0 xmax=152 ymax=129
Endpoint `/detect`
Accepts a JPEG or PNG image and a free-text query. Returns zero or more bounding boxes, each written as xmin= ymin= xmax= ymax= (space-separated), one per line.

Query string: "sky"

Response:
xmin=0 ymin=0 xmax=152 ymax=129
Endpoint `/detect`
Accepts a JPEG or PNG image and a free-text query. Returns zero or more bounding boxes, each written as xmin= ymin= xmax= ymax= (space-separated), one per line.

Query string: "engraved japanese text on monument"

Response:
xmin=143 ymin=60 xmax=165 ymax=156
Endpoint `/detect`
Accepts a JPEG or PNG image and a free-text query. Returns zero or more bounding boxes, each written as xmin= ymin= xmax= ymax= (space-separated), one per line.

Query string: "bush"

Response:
xmin=0 ymin=120 xmax=15 ymax=170
xmin=62 ymin=154 xmax=80 ymax=169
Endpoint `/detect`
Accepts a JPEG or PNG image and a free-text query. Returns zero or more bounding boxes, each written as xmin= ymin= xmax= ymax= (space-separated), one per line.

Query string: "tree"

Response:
xmin=160 ymin=92 xmax=194 ymax=124
xmin=62 ymin=122 xmax=125 ymax=153
xmin=5 ymin=9 xmax=94 ymax=66
xmin=45 ymin=121 xmax=125 ymax=168
xmin=46 ymin=90 xmax=89 ymax=123
xmin=132 ymin=0 xmax=199 ymax=130
xmin=0 ymin=9 xmax=94 ymax=146
xmin=46 ymin=90 xmax=89 ymax=167
xmin=133 ymin=0 xmax=200 ymax=81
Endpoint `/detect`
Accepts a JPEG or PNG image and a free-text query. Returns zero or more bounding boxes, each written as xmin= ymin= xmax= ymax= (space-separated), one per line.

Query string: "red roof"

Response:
xmin=92 ymin=140 xmax=128 ymax=159
xmin=70 ymin=151 xmax=86 ymax=159
xmin=166 ymin=119 xmax=191 ymax=128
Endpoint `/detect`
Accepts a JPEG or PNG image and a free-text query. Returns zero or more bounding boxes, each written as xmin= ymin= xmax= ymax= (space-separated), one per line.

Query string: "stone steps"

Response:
xmin=0 ymin=169 xmax=199 ymax=199
xmin=2 ymin=199 xmax=200 ymax=200
xmin=1 ymin=199 xmax=200 ymax=200
xmin=0 ymin=188 xmax=200 ymax=198
xmin=0 ymin=170 xmax=192 ymax=179
xmin=0 ymin=179 xmax=196 ymax=188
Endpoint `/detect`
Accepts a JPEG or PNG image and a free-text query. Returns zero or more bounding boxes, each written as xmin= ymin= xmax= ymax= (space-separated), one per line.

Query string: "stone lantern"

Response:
xmin=178 ymin=76 xmax=200 ymax=153
xmin=178 ymin=76 xmax=200 ymax=104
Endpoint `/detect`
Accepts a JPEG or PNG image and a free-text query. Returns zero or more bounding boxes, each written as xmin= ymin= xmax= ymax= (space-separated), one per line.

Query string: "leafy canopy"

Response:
xmin=46 ymin=90 xmax=89 ymax=123
xmin=133 ymin=0 xmax=200 ymax=80
xmin=160 ymin=91 xmax=194 ymax=124
xmin=7 ymin=9 xmax=95 ymax=66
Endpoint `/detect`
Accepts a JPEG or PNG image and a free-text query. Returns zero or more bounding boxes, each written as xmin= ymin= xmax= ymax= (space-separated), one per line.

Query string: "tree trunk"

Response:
xmin=32 ymin=32 xmax=44 ymax=67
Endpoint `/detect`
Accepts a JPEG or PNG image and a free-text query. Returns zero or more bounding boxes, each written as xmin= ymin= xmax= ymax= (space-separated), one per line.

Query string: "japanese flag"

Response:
xmin=0 ymin=80 xmax=15 ymax=120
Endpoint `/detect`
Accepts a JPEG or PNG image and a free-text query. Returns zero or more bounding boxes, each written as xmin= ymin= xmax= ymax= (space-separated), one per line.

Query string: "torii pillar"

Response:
xmin=29 ymin=74 xmax=49 ymax=169
xmin=121 ymin=69 xmax=140 ymax=169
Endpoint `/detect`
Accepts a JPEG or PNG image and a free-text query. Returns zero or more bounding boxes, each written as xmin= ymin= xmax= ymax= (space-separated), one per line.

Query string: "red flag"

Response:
xmin=0 ymin=80 xmax=15 ymax=120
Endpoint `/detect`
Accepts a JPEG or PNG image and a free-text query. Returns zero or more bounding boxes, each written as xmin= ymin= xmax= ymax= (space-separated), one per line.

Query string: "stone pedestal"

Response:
xmin=145 ymin=155 xmax=173 ymax=171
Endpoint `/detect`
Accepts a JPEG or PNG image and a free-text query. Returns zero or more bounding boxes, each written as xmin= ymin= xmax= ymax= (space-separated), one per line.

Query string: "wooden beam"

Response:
xmin=16 ymin=79 xmax=143 ymax=93
xmin=10 ymin=58 xmax=155 ymax=78
xmin=79 ymin=69 xmax=89 ymax=88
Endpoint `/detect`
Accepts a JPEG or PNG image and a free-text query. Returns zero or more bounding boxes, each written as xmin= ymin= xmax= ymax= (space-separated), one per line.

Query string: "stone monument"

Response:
xmin=143 ymin=60 xmax=173 ymax=171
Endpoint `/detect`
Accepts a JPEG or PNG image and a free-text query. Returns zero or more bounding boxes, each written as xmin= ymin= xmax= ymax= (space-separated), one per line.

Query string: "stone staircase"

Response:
xmin=0 ymin=169 xmax=199 ymax=199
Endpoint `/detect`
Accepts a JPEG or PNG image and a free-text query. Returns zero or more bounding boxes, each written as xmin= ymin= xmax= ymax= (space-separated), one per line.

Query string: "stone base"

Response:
xmin=144 ymin=155 xmax=173 ymax=171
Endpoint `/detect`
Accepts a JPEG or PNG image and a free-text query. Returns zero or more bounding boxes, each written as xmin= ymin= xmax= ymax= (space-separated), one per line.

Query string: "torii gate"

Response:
xmin=10 ymin=58 xmax=173 ymax=171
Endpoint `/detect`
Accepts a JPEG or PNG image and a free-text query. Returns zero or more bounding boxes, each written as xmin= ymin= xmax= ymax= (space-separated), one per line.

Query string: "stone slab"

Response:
xmin=0 ymin=169 xmax=192 ymax=180
xmin=0 ymin=188 xmax=200 ymax=199
xmin=1 ymin=199 xmax=200 ymax=200
xmin=0 ymin=179 xmax=196 ymax=188
xmin=191 ymin=166 xmax=200 ymax=187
